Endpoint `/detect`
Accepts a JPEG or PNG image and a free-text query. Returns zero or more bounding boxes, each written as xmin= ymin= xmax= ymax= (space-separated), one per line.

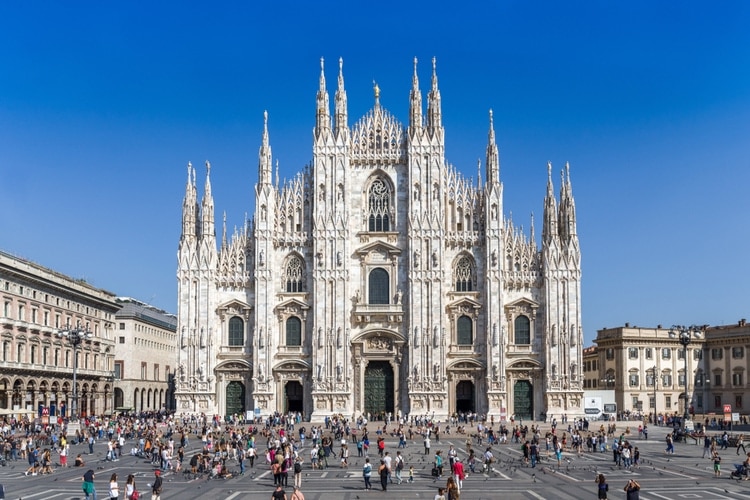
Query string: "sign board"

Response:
xmin=732 ymin=412 xmax=740 ymax=422
xmin=724 ymin=404 xmax=732 ymax=413
xmin=603 ymin=403 xmax=617 ymax=413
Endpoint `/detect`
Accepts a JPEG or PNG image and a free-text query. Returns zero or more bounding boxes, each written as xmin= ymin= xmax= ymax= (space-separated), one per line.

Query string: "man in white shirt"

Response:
xmin=383 ymin=452 xmax=393 ymax=484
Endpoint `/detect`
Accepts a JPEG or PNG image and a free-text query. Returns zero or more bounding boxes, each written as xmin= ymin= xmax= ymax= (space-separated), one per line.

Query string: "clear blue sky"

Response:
xmin=1 ymin=2 xmax=748 ymax=345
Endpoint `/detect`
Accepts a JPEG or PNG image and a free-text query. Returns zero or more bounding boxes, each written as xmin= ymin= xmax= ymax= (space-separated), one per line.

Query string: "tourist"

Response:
xmin=378 ymin=459 xmax=389 ymax=491
xmin=271 ymin=484 xmax=287 ymax=500
xmin=624 ymin=479 xmax=640 ymax=500
xmin=290 ymin=486 xmax=305 ymax=500
xmin=151 ymin=470 xmax=163 ymax=500
xmin=108 ymin=473 xmax=119 ymax=500
xmin=82 ymin=469 xmax=96 ymax=500
xmin=595 ymin=472 xmax=608 ymax=499
xmin=362 ymin=457 xmax=372 ymax=490
xmin=125 ymin=474 xmax=137 ymax=500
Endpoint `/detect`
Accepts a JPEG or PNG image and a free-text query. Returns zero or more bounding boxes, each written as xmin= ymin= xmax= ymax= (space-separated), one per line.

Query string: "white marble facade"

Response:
xmin=174 ymin=58 xmax=584 ymax=421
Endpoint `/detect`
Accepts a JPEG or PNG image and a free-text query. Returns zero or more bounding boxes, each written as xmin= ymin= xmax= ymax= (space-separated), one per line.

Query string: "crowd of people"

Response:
xmin=6 ymin=408 xmax=750 ymax=498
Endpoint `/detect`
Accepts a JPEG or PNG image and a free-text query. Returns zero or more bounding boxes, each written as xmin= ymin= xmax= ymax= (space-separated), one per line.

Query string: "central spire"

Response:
xmin=373 ymin=80 xmax=381 ymax=108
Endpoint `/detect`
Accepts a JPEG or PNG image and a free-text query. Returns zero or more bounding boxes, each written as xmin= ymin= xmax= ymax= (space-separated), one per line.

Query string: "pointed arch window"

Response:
xmin=368 ymin=178 xmax=391 ymax=231
xmin=285 ymin=256 xmax=305 ymax=293
xmin=368 ymin=268 xmax=389 ymax=305
xmin=457 ymin=315 xmax=473 ymax=345
xmin=454 ymin=256 xmax=474 ymax=291
xmin=514 ymin=315 xmax=531 ymax=345
xmin=286 ymin=316 xmax=302 ymax=346
xmin=228 ymin=317 xmax=244 ymax=346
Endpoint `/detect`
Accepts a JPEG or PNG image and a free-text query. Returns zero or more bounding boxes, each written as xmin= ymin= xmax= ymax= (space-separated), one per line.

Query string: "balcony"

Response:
xmin=352 ymin=303 xmax=404 ymax=324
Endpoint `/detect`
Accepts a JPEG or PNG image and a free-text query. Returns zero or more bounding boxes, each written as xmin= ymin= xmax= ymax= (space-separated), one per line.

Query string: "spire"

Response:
xmin=181 ymin=161 xmax=199 ymax=238
xmin=315 ymin=57 xmax=331 ymax=138
xmin=259 ymin=111 xmax=272 ymax=185
xmin=373 ymin=80 xmax=380 ymax=108
xmin=334 ymin=57 xmax=348 ymax=135
xmin=542 ymin=161 xmax=558 ymax=245
xmin=558 ymin=161 xmax=577 ymax=243
xmin=427 ymin=56 xmax=442 ymax=132
xmin=201 ymin=160 xmax=215 ymax=239
xmin=409 ymin=56 xmax=423 ymax=132
xmin=477 ymin=158 xmax=482 ymax=191
xmin=485 ymin=109 xmax=499 ymax=184
xmin=530 ymin=212 xmax=536 ymax=247
xmin=221 ymin=211 xmax=227 ymax=249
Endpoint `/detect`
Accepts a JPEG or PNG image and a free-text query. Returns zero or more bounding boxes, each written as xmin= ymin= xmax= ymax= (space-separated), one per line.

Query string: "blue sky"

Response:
xmin=1 ymin=2 xmax=748 ymax=344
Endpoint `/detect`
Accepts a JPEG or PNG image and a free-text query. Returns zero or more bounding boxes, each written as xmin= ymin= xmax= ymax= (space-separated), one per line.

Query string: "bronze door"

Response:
xmin=225 ymin=381 xmax=246 ymax=417
xmin=513 ymin=380 xmax=533 ymax=419
xmin=364 ymin=361 xmax=394 ymax=416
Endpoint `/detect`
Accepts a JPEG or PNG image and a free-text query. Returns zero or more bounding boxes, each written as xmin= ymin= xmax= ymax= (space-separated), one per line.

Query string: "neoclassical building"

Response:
xmin=0 ymin=250 xmax=119 ymax=419
xmin=174 ymin=58 xmax=585 ymax=421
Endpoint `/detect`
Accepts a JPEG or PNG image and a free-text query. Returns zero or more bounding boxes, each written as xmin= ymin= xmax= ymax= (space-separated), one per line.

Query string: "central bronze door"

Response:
xmin=225 ymin=381 xmax=246 ymax=418
xmin=513 ymin=380 xmax=533 ymax=419
xmin=364 ymin=361 xmax=394 ymax=416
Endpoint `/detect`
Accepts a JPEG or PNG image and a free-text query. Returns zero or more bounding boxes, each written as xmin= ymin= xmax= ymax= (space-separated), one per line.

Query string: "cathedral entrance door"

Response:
xmin=513 ymin=380 xmax=533 ymax=420
xmin=225 ymin=381 xmax=246 ymax=418
xmin=455 ymin=381 xmax=475 ymax=412
xmin=285 ymin=381 xmax=304 ymax=413
xmin=364 ymin=361 xmax=394 ymax=417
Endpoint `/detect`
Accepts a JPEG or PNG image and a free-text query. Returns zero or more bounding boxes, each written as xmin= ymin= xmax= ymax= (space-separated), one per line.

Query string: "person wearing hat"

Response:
xmin=151 ymin=470 xmax=163 ymax=500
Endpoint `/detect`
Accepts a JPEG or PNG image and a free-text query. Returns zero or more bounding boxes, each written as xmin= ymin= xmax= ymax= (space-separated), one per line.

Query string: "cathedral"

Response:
xmin=174 ymin=58 xmax=584 ymax=422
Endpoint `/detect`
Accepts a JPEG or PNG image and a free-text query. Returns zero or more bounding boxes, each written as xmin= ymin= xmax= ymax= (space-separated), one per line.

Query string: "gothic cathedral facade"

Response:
xmin=174 ymin=58 xmax=584 ymax=421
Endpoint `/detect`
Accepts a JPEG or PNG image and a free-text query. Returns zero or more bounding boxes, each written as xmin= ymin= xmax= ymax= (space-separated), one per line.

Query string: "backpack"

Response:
xmin=396 ymin=458 xmax=404 ymax=470
xmin=294 ymin=462 xmax=302 ymax=473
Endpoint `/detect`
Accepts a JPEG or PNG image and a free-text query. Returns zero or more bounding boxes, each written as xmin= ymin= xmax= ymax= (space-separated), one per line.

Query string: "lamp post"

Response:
xmin=652 ymin=366 xmax=658 ymax=425
xmin=669 ymin=324 xmax=703 ymax=430
xmin=56 ymin=321 xmax=93 ymax=422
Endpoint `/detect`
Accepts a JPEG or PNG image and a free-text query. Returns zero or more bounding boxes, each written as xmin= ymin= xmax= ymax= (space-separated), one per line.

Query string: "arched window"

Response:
xmin=514 ymin=315 xmax=530 ymax=345
xmin=285 ymin=256 xmax=305 ymax=292
xmin=228 ymin=317 xmax=244 ymax=346
xmin=367 ymin=177 xmax=391 ymax=231
xmin=457 ymin=315 xmax=473 ymax=345
xmin=454 ymin=256 xmax=474 ymax=291
xmin=368 ymin=268 xmax=389 ymax=304
xmin=286 ymin=317 xmax=302 ymax=346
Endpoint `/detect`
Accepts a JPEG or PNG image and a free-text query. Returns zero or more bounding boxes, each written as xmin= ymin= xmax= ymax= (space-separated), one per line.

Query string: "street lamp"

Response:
xmin=56 ymin=321 xmax=93 ymax=421
xmin=651 ymin=366 xmax=659 ymax=425
xmin=669 ymin=324 xmax=703 ymax=430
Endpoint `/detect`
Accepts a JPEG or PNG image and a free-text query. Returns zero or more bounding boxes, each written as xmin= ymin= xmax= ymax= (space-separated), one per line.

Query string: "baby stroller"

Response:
xmin=731 ymin=463 xmax=748 ymax=481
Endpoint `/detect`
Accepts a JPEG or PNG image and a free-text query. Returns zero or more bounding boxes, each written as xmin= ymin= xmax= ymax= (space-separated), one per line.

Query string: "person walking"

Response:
xmin=378 ymin=459 xmax=389 ymax=491
xmin=738 ymin=434 xmax=747 ymax=455
xmin=151 ymin=470 xmax=163 ymax=500
xmin=82 ymin=469 xmax=97 ymax=500
xmin=665 ymin=433 xmax=674 ymax=454
xmin=293 ymin=456 xmax=303 ymax=488
xmin=271 ymin=484 xmax=287 ymax=500
xmin=108 ymin=473 xmax=119 ymax=500
xmin=394 ymin=451 xmax=404 ymax=484
xmin=290 ymin=486 xmax=305 ymax=500
xmin=424 ymin=434 xmax=431 ymax=455
xmin=124 ymin=474 xmax=136 ymax=500
xmin=453 ymin=458 xmax=465 ymax=492
xmin=595 ymin=472 xmax=608 ymax=499
xmin=362 ymin=458 xmax=372 ymax=491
